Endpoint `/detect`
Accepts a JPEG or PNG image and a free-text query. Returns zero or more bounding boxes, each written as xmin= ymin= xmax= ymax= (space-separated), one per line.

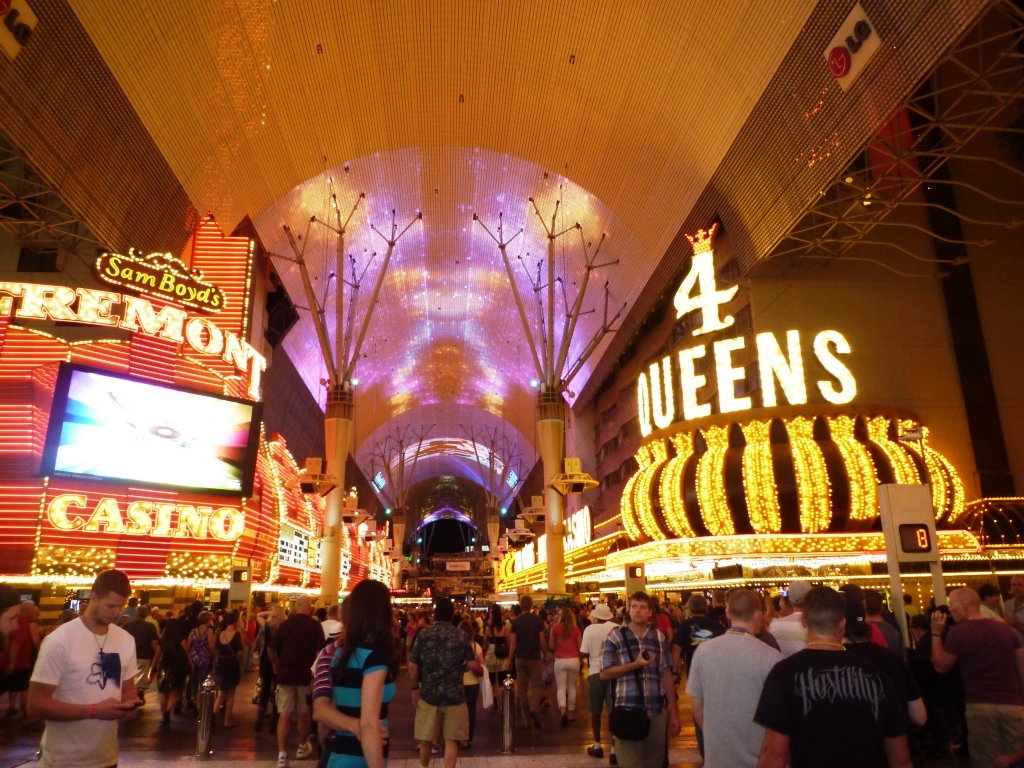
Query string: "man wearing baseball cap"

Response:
xmin=772 ymin=582 xmax=811 ymax=657
xmin=579 ymin=602 xmax=617 ymax=761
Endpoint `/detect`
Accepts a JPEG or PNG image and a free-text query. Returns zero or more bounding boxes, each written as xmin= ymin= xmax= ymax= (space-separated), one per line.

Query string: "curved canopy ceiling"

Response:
xmin=355 ymin=403 xmax=537 ymax=509
xmin=68 ymin=0 xmax=818 ymax=479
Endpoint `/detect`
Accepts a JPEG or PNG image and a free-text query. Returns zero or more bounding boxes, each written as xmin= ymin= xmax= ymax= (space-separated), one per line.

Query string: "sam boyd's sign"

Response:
xmin=96 ymin=250 xmax=226 ymax=313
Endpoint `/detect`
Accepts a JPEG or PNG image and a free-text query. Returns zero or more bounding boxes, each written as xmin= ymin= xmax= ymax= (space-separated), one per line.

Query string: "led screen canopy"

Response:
xmin=42 ymin=363 xmax=262 ymax=495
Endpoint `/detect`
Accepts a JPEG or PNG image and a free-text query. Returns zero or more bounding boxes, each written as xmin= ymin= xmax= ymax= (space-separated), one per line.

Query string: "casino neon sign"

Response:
xmin=46 ymin=494 xmax=245 ymax=541
xmin=638 ymin=224 xmax=856 ymax=437
xmin=0 ymin=281 xmax=265 ymax=399
xmin=514 ymin=506 xmax=592 ymax=571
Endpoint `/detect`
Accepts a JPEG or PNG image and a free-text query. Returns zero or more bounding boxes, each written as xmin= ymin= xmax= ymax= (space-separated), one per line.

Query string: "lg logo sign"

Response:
xmin=824 ymin=3 xmax=881 ymax=92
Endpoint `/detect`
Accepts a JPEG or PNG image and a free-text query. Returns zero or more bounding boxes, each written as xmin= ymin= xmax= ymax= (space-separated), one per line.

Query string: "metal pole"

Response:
xmin=195 ymin=674 xmax=216 ymax=757
xmin=547 ymin=231 xmax=555 ymax=386
xmin=283 ymin=223 xmax=337 ymax=387
xmin=344 ymin=212 xmax=421 ymax=381
xmin=501 ymin=677 xmax=515 ymax=754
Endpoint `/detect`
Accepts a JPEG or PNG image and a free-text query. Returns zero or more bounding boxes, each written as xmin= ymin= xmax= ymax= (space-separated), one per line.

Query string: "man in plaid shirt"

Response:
xmin=601 ymin=591 xmax=681 ymax=767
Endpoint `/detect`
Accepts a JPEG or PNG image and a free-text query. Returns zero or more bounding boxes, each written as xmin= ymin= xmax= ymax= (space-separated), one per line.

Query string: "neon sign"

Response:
xmin=638 ymin=226 xmax=856 ymax=436
xmin=0 ymin=282 xmax=265 ymax=398
xmin=96 ymin=250 xmax=226 ymax=313
xmin=513 ymin=506 xmax=592 ymax=571
xmin=46 ymin=494 xmax=245 ymax=541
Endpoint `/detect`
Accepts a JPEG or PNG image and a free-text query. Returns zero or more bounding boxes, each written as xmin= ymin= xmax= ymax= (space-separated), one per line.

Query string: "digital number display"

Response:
xmin=898 ymin=524 xmax=931 ymax=553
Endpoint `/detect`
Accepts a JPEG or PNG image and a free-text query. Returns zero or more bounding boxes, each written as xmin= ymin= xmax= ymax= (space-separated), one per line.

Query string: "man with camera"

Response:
xmin=600 ymin=591 xmax=680 ymax=768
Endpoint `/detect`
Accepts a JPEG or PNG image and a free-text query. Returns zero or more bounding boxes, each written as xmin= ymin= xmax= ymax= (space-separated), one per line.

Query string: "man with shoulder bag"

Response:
xmin=601 ymin=591 xmax=680 ymax=768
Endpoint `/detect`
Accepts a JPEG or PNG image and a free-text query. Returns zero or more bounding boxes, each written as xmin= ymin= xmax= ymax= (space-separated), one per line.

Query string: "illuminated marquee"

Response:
xmin=96 ymin=250 xmax=226 ymax=313
xmin=46 ymin=494 xmax=245 ymax=541
xmin=639 ymin=225 xmax=856 ymax=436
xmin=514 ymin=506 xmax=592 ymax=571
xmin=0 ymin=282 xmax=265 ymax=398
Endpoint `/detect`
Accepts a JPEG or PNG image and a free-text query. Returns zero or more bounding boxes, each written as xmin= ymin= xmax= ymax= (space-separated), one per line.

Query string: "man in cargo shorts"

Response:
xmin=268 ymin=597 xmax=325 ymax=768
xmin=580 ymin=602 xmax=618 ymax=760
xmin=409 ymin=597 xmax=474 ymax=768
xmin=509 ymin=594 xmax=548 ymax=728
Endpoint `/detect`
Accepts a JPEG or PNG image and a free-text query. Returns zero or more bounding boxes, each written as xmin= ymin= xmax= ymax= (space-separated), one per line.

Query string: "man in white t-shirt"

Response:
xmin=28 ymin=570 xmax=139 ymax=768
xmin=771 ymin=581 xmax=811 ymax=657
xmin=687 ymin=589 xmax=781 ymax=768
xmin=579 ymin=602 xmax=617 ymax=760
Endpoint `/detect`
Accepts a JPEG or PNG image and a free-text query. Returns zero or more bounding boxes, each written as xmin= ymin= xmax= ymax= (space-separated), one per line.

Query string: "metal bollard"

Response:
xmin=501 ymin=676 xmax=515 ymax=754
xmin=195 ymin=674 xmax=216 ymax=757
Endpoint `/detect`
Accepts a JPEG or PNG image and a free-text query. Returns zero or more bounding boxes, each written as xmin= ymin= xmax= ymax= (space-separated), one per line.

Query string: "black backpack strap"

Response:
xmin=613 ymin=627 xmax=647 ymax=706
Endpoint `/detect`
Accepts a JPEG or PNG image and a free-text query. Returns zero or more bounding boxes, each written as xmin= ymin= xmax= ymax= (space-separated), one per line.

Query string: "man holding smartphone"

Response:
xmin=601 ymin=591 xmax=680 ymax=768
xmin=27 ymin=569 xmax=139 ymax=768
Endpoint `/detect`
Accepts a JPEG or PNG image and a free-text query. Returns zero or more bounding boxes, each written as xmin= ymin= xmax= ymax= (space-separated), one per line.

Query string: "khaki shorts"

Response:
xmin=275 ymin=684 xmax=311 ymax=715
xmin=414 ymin=699 xmax=469 ymax=742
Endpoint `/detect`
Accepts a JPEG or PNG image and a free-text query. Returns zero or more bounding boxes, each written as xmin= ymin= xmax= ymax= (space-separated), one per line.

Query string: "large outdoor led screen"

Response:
xmin=42 ymin=363 xmax=262 ymax=495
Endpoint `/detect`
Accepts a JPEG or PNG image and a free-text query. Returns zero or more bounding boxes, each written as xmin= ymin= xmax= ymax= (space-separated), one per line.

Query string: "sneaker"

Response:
xmin=295 ymin=741 xmax=314 ymax=760
xmin=277 ymin=752 xmax=288 ymax=768
xmin=587 ymin=746 xmax=604 ymax=759
xmin=431 ymin=743 xmax=443 ymax=755
xmin=609 ymin=753 xmax=618 ymax=766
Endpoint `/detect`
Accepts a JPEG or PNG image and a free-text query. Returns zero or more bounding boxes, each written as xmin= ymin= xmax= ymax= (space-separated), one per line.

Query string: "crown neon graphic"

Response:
xmin=673 ymin=223 xmax=737 ymax=336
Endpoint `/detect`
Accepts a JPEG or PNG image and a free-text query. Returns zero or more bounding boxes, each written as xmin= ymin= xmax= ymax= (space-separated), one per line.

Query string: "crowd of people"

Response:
xmin=3 ymin=573 xmax=1024 ymax=768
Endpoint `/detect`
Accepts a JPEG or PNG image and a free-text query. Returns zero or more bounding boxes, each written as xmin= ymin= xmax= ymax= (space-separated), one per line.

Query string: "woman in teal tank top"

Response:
xmin=312 ymin=580 xmax=396 ymax=768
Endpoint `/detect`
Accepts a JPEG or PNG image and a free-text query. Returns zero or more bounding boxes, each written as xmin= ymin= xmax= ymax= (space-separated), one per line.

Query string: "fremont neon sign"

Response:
xmin=46 ymin=494 xmax=245 ymax=541
xmin=0 ymin=281 xmax=265 ymax=399
xmin=638 ymin=224 xmax=856 ymax=437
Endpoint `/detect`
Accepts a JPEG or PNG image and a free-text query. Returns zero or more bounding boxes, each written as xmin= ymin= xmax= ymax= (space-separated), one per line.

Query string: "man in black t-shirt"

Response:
xmin=671 ymin=594 xmax=724 ymax=675
xmin=123 ymin=606 xmax=159 ymax=705
xmin=508 ymin=595 xmax=547 ymax=728
xmin=845 ymin=620 xmax=926 ymax=726
xmin=754 ymin=587 xmax=911 ymax=768
xmin=671 ymin=593 xmax=724 ymax=760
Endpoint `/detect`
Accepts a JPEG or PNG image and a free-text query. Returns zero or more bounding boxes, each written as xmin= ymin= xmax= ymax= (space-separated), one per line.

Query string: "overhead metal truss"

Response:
xmin=0 ymin=131 xmax=102 ymax=263
xmin=767 ymin=1 xmax=1024 ymax=275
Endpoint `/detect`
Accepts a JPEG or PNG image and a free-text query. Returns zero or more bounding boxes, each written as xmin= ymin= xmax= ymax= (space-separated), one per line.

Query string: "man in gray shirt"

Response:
xmin=686 ymin=589 xmax=780 ymax=768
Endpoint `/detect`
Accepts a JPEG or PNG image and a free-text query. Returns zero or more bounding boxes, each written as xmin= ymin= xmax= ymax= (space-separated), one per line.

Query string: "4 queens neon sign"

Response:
xmin=638 ymin=224 xmax=856 ymax=436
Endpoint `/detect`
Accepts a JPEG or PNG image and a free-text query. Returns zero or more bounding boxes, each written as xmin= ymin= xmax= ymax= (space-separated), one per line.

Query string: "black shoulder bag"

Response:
xmin=608 ymin=627 xmax=651 ymax=742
